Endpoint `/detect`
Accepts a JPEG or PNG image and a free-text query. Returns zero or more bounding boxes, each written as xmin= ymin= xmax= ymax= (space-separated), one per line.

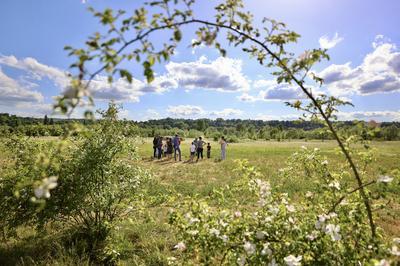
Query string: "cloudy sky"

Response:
xmin=0 ymin=0 xmax=399 ymax=121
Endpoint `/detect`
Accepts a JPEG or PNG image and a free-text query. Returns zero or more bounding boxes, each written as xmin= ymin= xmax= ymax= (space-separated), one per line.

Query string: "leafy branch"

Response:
xmin=63 ymin=0 xmax=376 ymax=237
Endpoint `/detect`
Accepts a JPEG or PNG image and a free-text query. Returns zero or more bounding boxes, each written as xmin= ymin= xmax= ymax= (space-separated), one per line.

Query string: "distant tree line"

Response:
xmin=0 ymin=113 xmax=399 ymax=141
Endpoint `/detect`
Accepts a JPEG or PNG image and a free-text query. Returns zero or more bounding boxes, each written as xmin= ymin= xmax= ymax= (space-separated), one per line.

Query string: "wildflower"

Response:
xmin=377 ymin=175 xmax=393 ymax=183
xmin=301 ymin=145 xmax=307 ymax=150
xmin=237 ymin=256 xmax=246 ymax=266
xmin=167 ymin=256 xmax=177 ymax=265
xmin=209 ymin=228 xmax=220 ymax=237
xmin=390 ymin=245 xmax=400 ymax=256
xmin=234 ymin=211 xmax=242 ymax=218
xmin=306 ymin=230 xmax=319 ymax=240
xmin=286 ymin=205 xmax=296 ymax=212
xmin=220 ymin=235 xmax=228 ymax=243
xmin=284 ymin=255 xmax=302 ymax=266
xmin=219 ymin=220 xmax=228 ymax=227
xmin=305 ymin=191 xmax=314 ymax=198
xmin=321 ymin=160 xmax=328 ymax=165
xmin=189 ymin=217 xmax=200 ymax=224
xmin=188 ymin=230 xmax=198 ymax=235
xmin=325 ymin=224 xmax=341 ymax=241
xmin=328 ymin=181 xmax=341 ymax=190
xmin=34 ymin=176 xmax=58 ymax=199
xmin=256 ymin=231 xmax=267 ymax=240
xmin=375 ymin=259 xmax=390 ymax=266
xmin=393 ymin=238 xmax=400 ymax=244
xmin=261 ymin=243 xmax=272 ymax=256
xmin=173 ymin=242 xmax=186 ymax=251
xmin=243 ymin=241 xmax=256 ymax=255
xmin=315 ymin=214 xmax=329 ymax=229
xmin=314 ymin=147 xmax=319 ymax=152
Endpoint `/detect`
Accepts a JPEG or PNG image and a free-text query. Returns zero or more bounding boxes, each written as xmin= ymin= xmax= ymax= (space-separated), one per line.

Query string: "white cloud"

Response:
xmin=209 ymin=108 xmax=243 ymax=117
xmin=319 ymin=32 xmax=344 ymax=49
xmin=167 ymin=105 xmax=205 ymax=117
xmin=255 ymin=113 xmax=300 ymax=121
xmin=166 ymin=105 xmax=244 ymax=119
xmin=337 ymin=110 xmax=400 ymax=122
xmin=0 ymin=68 xmax=44 ymax=104
xmin=88 ymin=75 xmax=177 ymax=103
xmin=318 ymin=36 xmax=400 ymax=96
xmin=238 ymin=80 xmax=317 ymax=102
xmin=0 ymin=55 xmax=69 ymax=88
xmin=165 ymin=56 xmax=250 ymax=92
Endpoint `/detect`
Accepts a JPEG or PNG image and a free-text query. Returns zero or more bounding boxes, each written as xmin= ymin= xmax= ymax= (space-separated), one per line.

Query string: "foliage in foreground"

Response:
xmin=0 ymin=104 xmax=151 ymax=263
xmin=169 ymin=150 xmax=400 ymax=265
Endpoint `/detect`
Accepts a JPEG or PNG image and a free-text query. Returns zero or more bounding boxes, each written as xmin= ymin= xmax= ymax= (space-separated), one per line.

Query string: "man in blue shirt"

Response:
xmin=173 ymin=134 xmax=182 ymax=161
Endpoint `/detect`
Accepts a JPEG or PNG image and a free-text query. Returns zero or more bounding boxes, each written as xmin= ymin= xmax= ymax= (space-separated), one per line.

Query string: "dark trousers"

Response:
xmin=174 ymin=147 xmax=181 ymax=161
xmin=153 ymin=146 xmax=157 ymax=158
xmin=197 ymin=147 xmax=204 ymax=160
xmin=207 ymin=150 xmax=211 ymax=158
xmin=157 ymin=147 xmax=162 ymax=159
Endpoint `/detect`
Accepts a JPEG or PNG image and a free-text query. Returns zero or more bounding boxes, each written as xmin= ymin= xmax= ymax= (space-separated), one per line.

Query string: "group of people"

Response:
xmin=152 ymin=134 xmax=228 ymax=162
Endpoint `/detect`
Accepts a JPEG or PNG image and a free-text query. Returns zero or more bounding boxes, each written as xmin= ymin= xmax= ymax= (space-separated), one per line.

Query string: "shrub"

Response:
xmin=0 ymin=104 xmax=151 ymax=263
xmin=168 ymin=149 xmax=399 ymax=265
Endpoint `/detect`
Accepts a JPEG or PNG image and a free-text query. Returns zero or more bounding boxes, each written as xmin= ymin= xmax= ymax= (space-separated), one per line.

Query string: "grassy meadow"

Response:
xmin=0 ymin=138 xmax=399 ymax=265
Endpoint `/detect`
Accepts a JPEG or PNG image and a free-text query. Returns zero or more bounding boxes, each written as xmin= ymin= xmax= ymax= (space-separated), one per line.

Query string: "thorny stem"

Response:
xmin=80 ymin=18 xmax=376 ymax=237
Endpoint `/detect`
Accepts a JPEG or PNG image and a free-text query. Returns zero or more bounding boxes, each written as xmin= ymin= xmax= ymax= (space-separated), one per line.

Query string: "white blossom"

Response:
xmin=390 ymin=245 xmax=400 ymax=256
xmin=209 ymin=228 xmax=220 ymax=237
xmin=237 ymin=256 xmax=246 ymax=266
xmin=377 ymin=175 xmax=393 ymax=183
xmin=305 ymin=191 xmax=314 ymax=198
xmin=189 ymin=217 xmax=200 ymax=224
xmin=325 ymin=224 xmax=341 ymax=241
xmin=286 ymin=205 xmax=296 ymax=212
xmin=306 ymin=230 xmax=319 ymax=240
xmin=284 ymin=255 xmax=302 ymax=266
xmin=243 ymin=241 xmax=256 ymax=255
xmin=261 ymin=243 xmax=272 ymax=256
xmin=315 ymin=214 xmax=329 ymax=229
xmin=321 ymin=160 xmax=328 ymax=165
xmin=220 ymin=235 xmax=228 ymax=243
xmin=375 ymin=259 xmax=390 ymax=266
xmin=234 ymin=211 xmax=242 ymax=218
xmin=173 ymin=242 xmax=186 ymax=251
xmin=393 ymin=238 xmax=400 ymax=244
xmin=328 ymin=181 xmax=341 ymax=190
xmin=188 ymin=230 xmax=198 ymax=235
xmin=34 ymin=176 xmax=58 ymax=199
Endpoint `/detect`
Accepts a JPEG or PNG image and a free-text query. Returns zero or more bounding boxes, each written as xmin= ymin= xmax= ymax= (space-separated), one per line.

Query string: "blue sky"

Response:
xmin=0 ymin=0 xmax=399 ymax=121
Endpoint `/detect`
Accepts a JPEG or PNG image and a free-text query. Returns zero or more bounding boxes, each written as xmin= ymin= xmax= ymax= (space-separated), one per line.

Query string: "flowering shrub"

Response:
xmin=169 ymin=149 xmax=399 ymax=265
xmin=0 ymin=104 xmax=151 ymax=263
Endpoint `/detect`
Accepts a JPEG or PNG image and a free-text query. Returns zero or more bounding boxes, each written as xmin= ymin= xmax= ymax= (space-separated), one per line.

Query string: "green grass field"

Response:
xmin=1 ymin=138 xmax=399 ymax=265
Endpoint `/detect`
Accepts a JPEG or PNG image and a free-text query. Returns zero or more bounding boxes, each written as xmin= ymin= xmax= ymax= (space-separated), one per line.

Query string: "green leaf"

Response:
xmin=173 ymin=29 xmax=182 ymax=42
xmin=120 ymin=69 xmax=133 ymax=83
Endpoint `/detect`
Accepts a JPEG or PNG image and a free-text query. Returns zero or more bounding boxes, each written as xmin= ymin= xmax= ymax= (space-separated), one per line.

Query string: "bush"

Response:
xmin=168 ymin=149 xmax=399 ymax=265
xmin=0 ymin=104 xmax=151 ymax=263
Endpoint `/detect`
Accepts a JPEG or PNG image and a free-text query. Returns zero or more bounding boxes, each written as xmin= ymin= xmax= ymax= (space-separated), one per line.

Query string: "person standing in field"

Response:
xmin=173 ymin=134 xmax=182 ymax=161
xmin=152 ymin=136 xmax=158 ymax=158
xmin=219 ymin=136 xmax=227 ymax=160
xmin=196 ymin=136 xmax=206 ymax=162
xmin=167 ymin=137 xmax=173 ymax=160
xmin=157 ymin=136 xmax=163 ymax=159
xmin=207 ymin=143 xmax=211 ymax=159
xmin=189 ymin=142 xmax=196 ymax=163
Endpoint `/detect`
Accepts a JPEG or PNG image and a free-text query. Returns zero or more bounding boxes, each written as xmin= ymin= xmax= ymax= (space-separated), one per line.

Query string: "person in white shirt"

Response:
xmin=189 ymin=142 xmax=196 ymax=163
